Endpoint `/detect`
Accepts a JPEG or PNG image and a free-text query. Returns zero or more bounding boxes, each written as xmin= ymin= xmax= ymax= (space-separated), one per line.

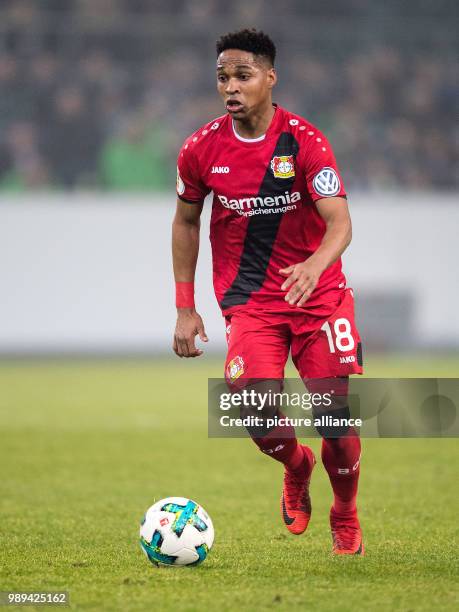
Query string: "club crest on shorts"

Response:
xmin=226 ymin=355 xmax=244 ymax=382
xmin=271 ymin=155 xmax=295 ymax=179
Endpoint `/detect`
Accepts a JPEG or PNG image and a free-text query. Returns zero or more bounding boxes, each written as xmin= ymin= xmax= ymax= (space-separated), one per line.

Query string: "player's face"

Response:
xmin=216 ymin=49 xmax=276 ymax=120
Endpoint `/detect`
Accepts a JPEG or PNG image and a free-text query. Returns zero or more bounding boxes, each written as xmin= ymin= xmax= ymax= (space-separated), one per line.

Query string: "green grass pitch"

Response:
xmin=1 ymin=355 xmax=458 ymax=611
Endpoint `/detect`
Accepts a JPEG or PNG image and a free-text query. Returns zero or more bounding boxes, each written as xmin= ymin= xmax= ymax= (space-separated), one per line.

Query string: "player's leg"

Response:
xmin=306 ymin=376 xmax=363 ymax=555
xmin=292 ymin=289 xmax=364 ymax=553
xmin=243 ymin=378 xmax=316 ymax=536
xmin=224 ymin=311 xmax=315 ymax=534
xmin=225 ymin=311 xmax=305 ymax=471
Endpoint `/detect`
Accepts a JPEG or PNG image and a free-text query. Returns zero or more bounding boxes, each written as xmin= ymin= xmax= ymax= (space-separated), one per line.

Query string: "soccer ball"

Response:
xmin=139 ymin=497 xmax=214 ymax=567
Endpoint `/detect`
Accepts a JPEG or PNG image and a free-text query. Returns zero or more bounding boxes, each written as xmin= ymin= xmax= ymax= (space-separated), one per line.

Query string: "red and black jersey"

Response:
xmin=176 ymin=105 xmax=348 ymax=315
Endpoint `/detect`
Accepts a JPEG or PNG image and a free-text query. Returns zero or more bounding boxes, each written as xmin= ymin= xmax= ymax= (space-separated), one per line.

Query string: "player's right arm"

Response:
xmin=172 ymin=134 xmax=211 ymax=357
xmin=172 ymin=198 xmax=208 ymax=358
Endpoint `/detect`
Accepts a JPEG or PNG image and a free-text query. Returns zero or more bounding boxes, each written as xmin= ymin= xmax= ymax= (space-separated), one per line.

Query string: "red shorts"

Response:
xmin=224 ymin=288 xmax=363 ymax=386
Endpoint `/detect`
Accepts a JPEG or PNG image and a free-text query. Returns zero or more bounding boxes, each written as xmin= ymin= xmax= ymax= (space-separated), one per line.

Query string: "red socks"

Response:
xmin=251 ymin=417 xmax=306 ymax=471
xmin=248 ymin=406 xmax=361 ymax=516
xmin=321 ymin=432 xmax=361 ymax=514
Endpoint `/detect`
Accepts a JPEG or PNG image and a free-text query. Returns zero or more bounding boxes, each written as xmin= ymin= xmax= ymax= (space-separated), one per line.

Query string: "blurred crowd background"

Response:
xmin=0 ymin=0 xmax=457 ymax=193
xmin=0 ymin=0 xmax=458 ymax=354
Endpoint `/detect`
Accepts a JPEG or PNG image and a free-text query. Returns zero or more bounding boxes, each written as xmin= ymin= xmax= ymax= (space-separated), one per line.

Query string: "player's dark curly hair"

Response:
xmin=216 ymin=29 xmax=276 ymax=66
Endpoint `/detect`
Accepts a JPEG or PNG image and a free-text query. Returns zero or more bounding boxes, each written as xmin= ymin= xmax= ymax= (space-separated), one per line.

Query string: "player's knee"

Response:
xmin=233 ymin=380 xmax=282 ymax=438
xmin=313 ymin=405 xmax=351 ymax=438
xmin=240 ymin=398 xmax=278 ymax=421
xmin=235 ymin=379 xmax=281 ymax=420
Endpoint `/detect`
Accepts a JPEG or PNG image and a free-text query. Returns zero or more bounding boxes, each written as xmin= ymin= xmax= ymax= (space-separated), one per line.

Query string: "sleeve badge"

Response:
xmin=176 ymin=167 xmax=185 ymax=195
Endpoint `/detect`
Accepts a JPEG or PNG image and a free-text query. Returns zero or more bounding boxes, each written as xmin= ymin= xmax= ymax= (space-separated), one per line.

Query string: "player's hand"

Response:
xmin=279 ymin=260 xmax=322 ymax=306
xmin=173 ymin=309 xmax=208 ymax=358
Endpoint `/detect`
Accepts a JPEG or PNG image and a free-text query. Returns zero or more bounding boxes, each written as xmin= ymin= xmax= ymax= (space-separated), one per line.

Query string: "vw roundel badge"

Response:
xmin=313 ymin=167 xmax=340 ymax=197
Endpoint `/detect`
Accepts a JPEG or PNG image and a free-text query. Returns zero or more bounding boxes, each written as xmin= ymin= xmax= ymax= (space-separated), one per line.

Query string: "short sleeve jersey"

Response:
xmin=177 ymin=105 xmax=348 ymax=315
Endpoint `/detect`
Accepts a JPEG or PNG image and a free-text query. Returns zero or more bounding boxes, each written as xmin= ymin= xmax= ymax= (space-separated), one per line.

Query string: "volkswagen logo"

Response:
xmin=313 ymin=167 xmax=341 ymax=197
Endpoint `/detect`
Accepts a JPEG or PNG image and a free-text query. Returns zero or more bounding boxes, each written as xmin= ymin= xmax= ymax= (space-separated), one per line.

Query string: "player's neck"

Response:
xmin=233 ymin=102 xmax=275 ymax=140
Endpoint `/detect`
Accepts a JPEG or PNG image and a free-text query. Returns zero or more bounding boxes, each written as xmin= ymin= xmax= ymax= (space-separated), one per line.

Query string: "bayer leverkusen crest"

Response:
xmin=271 ymin=155 xmax=295 ymax=179
xmin=226 ymin=356 xmax=244 ymax=383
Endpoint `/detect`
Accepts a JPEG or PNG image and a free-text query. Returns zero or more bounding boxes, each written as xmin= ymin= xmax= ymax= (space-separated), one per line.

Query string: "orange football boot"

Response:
xmin=330 ymin=507 xmax=364 ymax=555
xmin=280 ymin=446 xmax=316 ymax=535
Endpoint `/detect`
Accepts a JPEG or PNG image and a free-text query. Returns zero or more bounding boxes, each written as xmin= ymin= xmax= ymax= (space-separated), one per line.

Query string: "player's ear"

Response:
xmin=267 ymin=67 xmax=277 ymax=89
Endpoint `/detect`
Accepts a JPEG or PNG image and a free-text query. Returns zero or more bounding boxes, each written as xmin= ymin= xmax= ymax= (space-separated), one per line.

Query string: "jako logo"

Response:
xmin=263 ymin=445 xmax=285 ymax=454
xmin=212 ymin=166 xmax=230 ymax=174
xmin=217 ymin=190 xmax=301 ymax=211
xmin=337 ymin=458 xmax=360 ymax=474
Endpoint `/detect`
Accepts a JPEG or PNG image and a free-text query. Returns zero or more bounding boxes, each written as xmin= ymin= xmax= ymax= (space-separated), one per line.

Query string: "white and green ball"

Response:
xmin=140 ymin=497 xmax=214 ymax=567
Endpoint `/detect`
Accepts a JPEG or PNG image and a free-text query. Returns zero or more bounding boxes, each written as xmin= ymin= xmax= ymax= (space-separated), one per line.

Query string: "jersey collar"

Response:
xmin=230 ymin=104 xmax=280 ymax=145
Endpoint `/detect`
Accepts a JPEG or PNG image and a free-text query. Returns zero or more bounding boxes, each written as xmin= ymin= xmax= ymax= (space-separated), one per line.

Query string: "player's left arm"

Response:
xmin=279 ymin=197 xmax=352 ymax=306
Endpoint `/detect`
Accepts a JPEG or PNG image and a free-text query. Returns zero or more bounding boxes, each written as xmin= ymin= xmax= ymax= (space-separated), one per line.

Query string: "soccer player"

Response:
xmin=172 ymin=29 xmax=364 ymax=555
